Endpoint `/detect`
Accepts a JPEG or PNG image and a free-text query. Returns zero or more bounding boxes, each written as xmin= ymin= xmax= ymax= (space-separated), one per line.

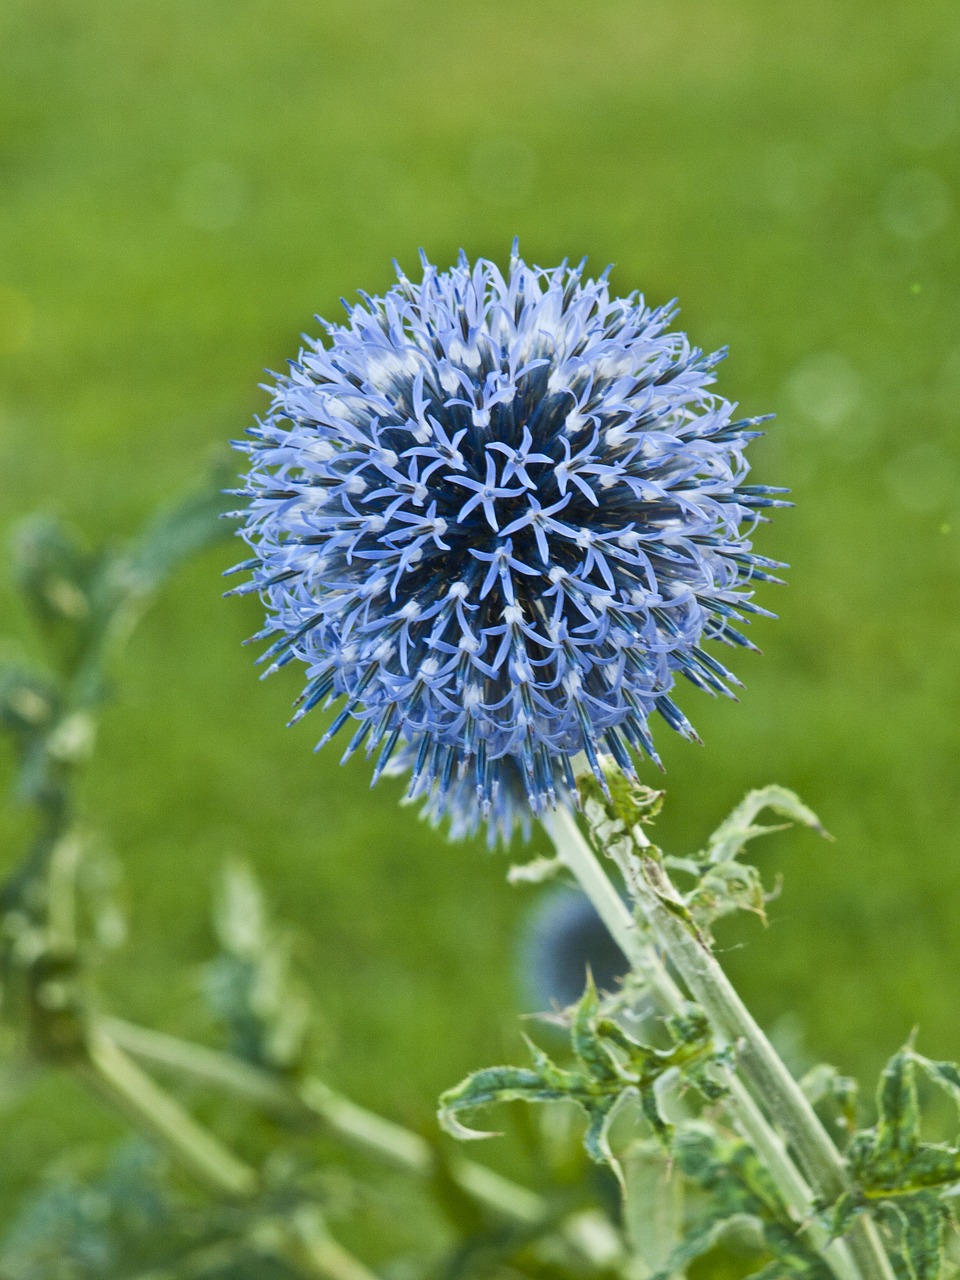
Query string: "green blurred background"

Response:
xmin=1 ymin=0 xmax=959 ymax=1221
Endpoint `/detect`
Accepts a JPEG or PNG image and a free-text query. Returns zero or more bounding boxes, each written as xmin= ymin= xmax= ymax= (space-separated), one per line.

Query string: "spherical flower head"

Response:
xmin=229 ymin=246 xmax=787 ymax=845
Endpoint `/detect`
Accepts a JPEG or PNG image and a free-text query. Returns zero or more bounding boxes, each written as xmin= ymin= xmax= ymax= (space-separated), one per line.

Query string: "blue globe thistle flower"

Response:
xmin=521 ymin=887 xmax=630 ymax=1010
xmin=228 ymin=246 xmax=786 ymax=844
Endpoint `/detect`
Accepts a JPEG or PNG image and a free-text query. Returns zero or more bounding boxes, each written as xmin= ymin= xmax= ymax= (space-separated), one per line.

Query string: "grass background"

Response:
xmin=1 ymin=0 xmax=959 ymax=1231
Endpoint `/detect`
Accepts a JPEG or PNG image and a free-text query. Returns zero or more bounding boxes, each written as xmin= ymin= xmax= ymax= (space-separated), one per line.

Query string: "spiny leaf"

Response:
xmin=579 ymin=770 xmax=829 ymax=938
xmin=602 ymin=771 xmax=665 ymax=831
xmin=828 ymin=1041 xmax=960 ymax=1280
xmin=900 ymin=1145 xmax=960 ymax=1192
xmin=916 ymin=1058 xmax=960 ymax=1111
xmin=439 ymin=981 xmax=725 ymax=1182
xmin=662 ymin=785 xmax=828 ymax=934
xmin=884 ymin=1197 xmax=951 ymax=1280
xmin=577 ymin=771 xmax=662 ymax=899
xmin=664 ymin=1005 xmax=711 ymax=1047
xmin=439 ymin=1065 xmax=565 ymax=1140
xmin=660 ymin=1126 xmax=833 ymax=1280
xmin=824 ymin=1191 xmax=864 ymax=1242
xmin=571 ymin=975 xmax=620 ymax=1083
xmin=584 ymin=1092 xmax=632 ymax=1191
xmin=679 ymin=858 xmax=771 ymax=928
xmin=875 ymin=1047 xmax=921 ymax=1168
xmin=703 ymin=786 xmax=829 ymax=865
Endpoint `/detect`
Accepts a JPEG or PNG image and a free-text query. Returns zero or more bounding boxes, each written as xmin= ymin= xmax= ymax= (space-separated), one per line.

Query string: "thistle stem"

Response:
xmin=543 ymin=806 xmax=895 ymax=1280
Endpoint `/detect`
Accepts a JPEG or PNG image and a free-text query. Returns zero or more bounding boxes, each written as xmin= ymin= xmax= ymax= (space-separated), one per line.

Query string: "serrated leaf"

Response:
xmin=655 ymin=786 xmax=828 ymax=934
xmin=440 ymin=979 xmax=727 ymax=1193
xmin=670 ymin=1126 xmax=833 ymax=1279
xmin=893 ymin=1147 xmax=960 ymax=1195
xmin=439 ymin=1065 xmax=569 ymax=1139
xmin=638 ymin=1081 xmax=673 ymax=1147
xmin=579 ymin=773 xmax=828 ymax=939
xmin=918 ymin=1060 xmax=960 ymax=1112
xmin=823 ymin=1190 xmax=864 ymax=1242
xmin=876 ymin=1048 xmax=921 ymax=1167
xmin=577 ymin=771 xmax=662 ymax=901
xmin=830 ymin=1042 xmax=960 ymax=1280
xmin=890 ymin=1197 xmax=949 ymax=1280
xmin=703 ymin=786 xmax=829 ymax=866
xmin=571 ymin=977 xmax=620 ymax=1083
xmin=584 ymin=1092 xmax=631 ymax=1188
xmin=683 ymin=859 xmax=770 ymax=927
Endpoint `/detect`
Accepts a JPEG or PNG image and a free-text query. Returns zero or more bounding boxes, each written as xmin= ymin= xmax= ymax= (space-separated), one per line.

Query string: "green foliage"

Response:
xmin=828 ymin=1042 xmax=960 ymax=1280
xmin=440 ymin=957 xmax=844 ymax=1280
xmin=0 ymin=1135 xmax=361 ymax=1280
xmin=0 ymin=1141 xmax=173 ymax=1280
xmin=578 ymin=771 xmax=829 ymax=939
xmin=0 ymin=474 xmax=233 ymax=1065
xmin=666 ymin=786 xmax=829 ymax=934
xmin=6 ymin=3 xmax=960 ymax=1270
xmin=663 ymin=1126 xmax=835 ymax=1280
xmin=0 ymin=847 xmax=631 ymax=1280
xmin=439 ymin=976 xmax=732 ymax=1190
xmin=11 ymin=472 xmax=232 ymax=689
xmin=0 ymin=470 xmax=232 ymax=811
xmin=8 ymin=487 xmax=960 ymax=1280
xmin=201 ymin=861 xmax=313 ymax=1074
xmin=0 ymin=486 xmax=631 ymax=1280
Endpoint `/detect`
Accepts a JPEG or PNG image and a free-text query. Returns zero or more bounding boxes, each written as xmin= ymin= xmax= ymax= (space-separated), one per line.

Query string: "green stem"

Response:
xmin=265 ymin=1206 xmax=381 ymax=1280
xmin=542 ymin=809 xmax=817 ymax=1207
xmin=100 ymin=1016 xmax=624 ymax=1270
xmin=79 ymin=1025 xmax=258 ymax=1199
xmin=543 ymin=807 xmax=895 ymax=1280
xmin=79 ymin=1026 xmax=377 ymax=1280
xmin=98 ymin=1016 xmax=301 ymax=1113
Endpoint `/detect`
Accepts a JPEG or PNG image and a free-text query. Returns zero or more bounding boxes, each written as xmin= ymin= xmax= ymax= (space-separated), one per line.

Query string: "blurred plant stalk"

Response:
xmin=81 ymin=1030 xmax=377 ymax=1280
xmin=98 ymin=1014 xmax=623 ymax=1266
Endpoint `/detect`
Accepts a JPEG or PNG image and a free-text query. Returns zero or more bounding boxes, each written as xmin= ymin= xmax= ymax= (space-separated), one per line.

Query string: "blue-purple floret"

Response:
xmin=228 ymin=247 xmax=786 ymax=844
